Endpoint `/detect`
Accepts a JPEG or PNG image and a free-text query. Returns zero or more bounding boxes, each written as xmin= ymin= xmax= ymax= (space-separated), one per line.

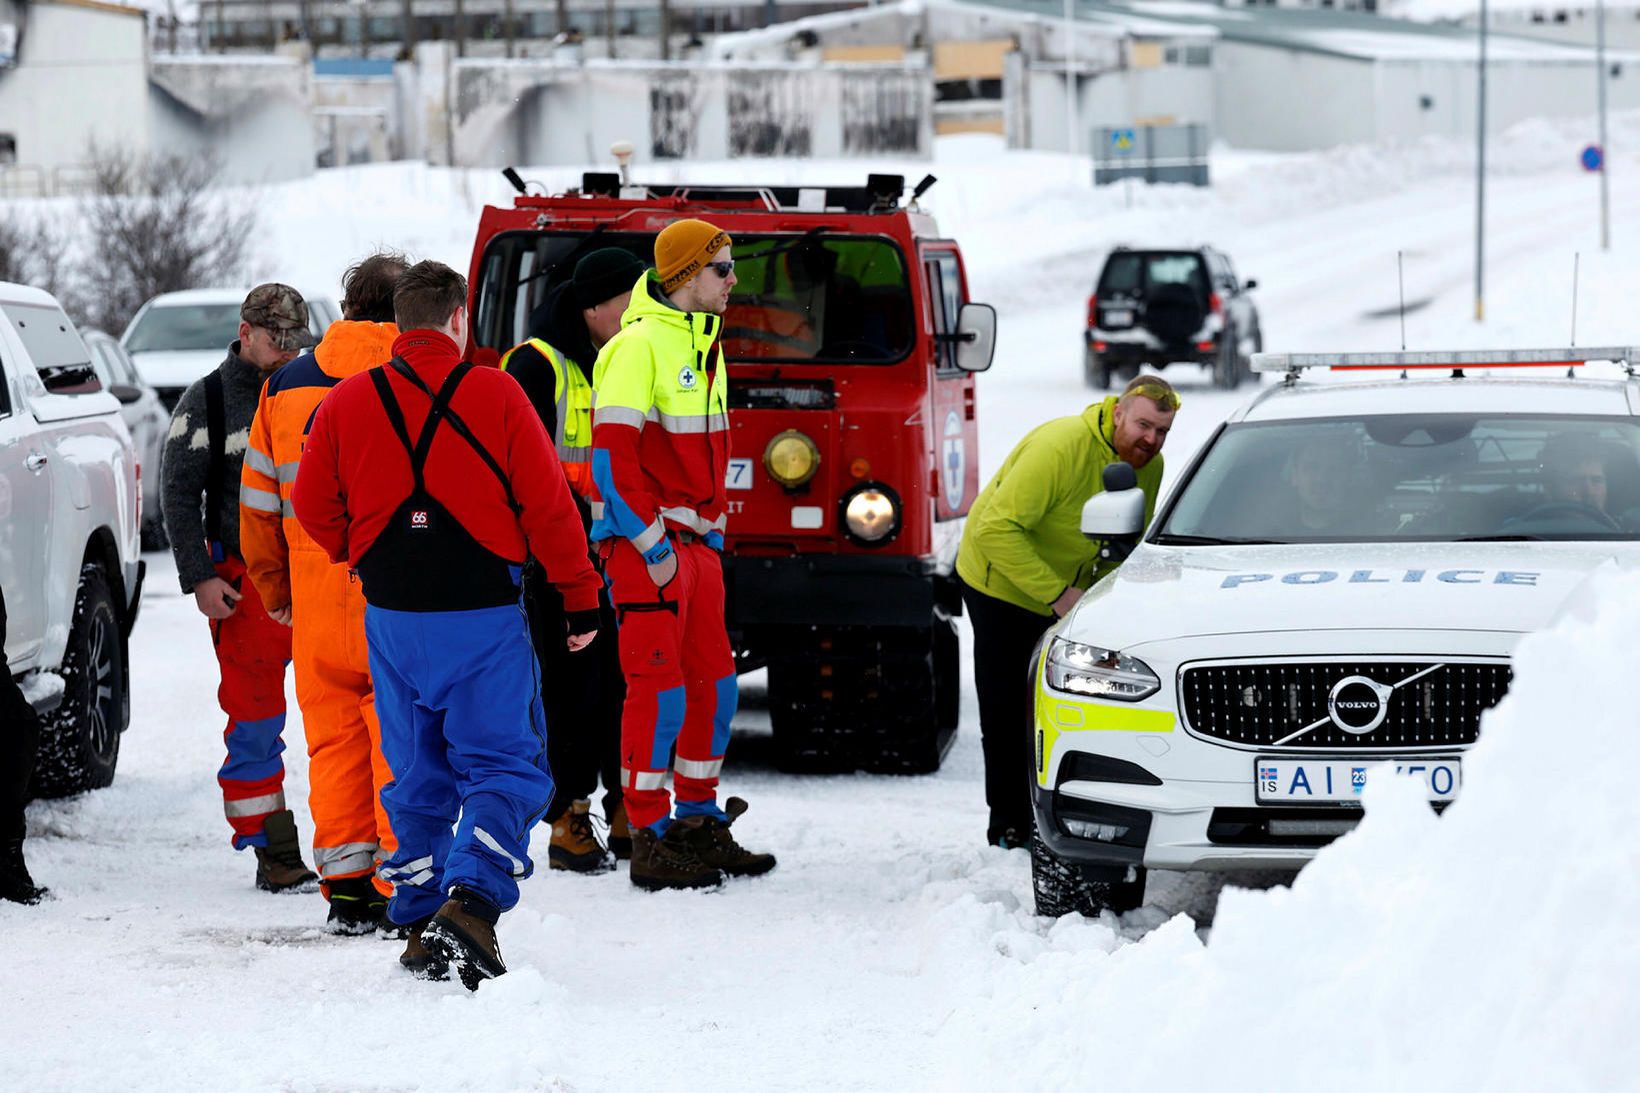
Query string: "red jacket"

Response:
xmin=292 ymin=330 xmax=601 ymax=614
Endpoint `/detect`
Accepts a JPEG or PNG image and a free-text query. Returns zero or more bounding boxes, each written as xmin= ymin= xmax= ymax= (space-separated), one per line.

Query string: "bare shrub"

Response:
xmin=0 ymin=212 xmax=73 ymax=305
xmin=79 ymin=143 xmax=259 ymax=333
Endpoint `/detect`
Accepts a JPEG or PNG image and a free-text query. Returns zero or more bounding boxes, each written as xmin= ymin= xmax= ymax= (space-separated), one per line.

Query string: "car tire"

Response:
xmin=1213 ymin=328 xmax=1242 ymax=390
xmin=1084 ymin=345 xmax=1112 ymax=390
xmin=1031 ymin=832 xmax=1146 ymax=918
xmin=30 ymin=563 xmax=126 ymax=798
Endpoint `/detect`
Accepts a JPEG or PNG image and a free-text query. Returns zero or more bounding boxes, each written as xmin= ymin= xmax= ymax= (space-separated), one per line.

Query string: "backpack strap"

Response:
xmin=203 ymin=370 xmax=226 ymax=558
xmin=385 ymin=358 xmax=520 ymax=515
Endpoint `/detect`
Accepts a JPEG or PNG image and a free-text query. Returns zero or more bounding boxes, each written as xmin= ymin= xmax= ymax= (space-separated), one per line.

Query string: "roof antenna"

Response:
xmin=1570 ymin=252 xmax=1581 ymax=356
xmin=1397 ymin=250 xmax=1407 ymax=352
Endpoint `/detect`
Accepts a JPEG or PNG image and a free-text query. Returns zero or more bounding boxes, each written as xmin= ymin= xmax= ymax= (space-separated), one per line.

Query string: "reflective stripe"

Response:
xmin=632 ymin=517 xmax=667 ymax=553
xmin=240 ymin=485 xmax=284 ymax=514
xmin=674 ymin=757 xmax=723 ymax=780
xmin=244 ymin=447 xmax=277 ymax=477
xmin=594 ymin=405 xmax=649 ymax=429
xmin=654 ymin=409 xmax=712 ymax=434
xmin=473 ymin=826 xmax=527 ymax=876
xmin=590 ymin=501 xmax=606 ymax=521
xmin=558 ymin=445 xmax=591 ymax=462
xmin=659 ymin=506 xmax=718 ymax=536
xmin=623 ymin=768 xmax=667 ymax=791
xmin=275 ymin=461 xmax=300 ymax=484
xmin=403 ymin=868 xmax=435 ymax=887
xmin=314 ymin=842 xmax=378 ymax=878
xmin=223 ymin=791 xmax=284 ymax=818
xmin=379 ymin=855 xmax=433 ymax=880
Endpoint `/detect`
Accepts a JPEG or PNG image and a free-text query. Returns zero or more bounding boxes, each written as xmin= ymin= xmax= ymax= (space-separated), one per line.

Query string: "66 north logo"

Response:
xmin=410 ymin=510 xmax=430 ymax=530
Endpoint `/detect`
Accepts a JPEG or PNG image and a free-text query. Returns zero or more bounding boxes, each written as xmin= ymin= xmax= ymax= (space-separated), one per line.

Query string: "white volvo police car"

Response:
xmin=1031 ymin=348 xmax=1640 ymax=917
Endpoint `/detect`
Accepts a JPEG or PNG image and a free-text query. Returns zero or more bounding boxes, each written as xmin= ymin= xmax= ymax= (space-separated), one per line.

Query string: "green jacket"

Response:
xmin=956 ymin=397 xmax=1164 ymax=616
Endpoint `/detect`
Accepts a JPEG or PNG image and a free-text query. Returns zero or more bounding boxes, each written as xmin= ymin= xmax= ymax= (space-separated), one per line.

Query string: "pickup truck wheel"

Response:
xmin=30 ymin=564 xmax=125 ymax=798
xmin=1031 ymin=833 xmax=1146 ymax=918
xmin=1083 ymin=346 xmax=1112 ymax=390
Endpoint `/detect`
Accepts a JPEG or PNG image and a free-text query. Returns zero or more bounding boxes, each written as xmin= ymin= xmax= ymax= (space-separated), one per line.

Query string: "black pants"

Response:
xmin=522 ymin=560 xmax=624 ymax=824
xmin=959 ymin=578 xmax=1056 ymax=842
xmin=1 ymin=585 xmax=43 ymax=844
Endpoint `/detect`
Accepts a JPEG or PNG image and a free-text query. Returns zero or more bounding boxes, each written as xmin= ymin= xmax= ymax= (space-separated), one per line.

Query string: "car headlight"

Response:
xmin=1045 ymin=637 xmax=1160 ymax=701
xmin=842 ymin=484 xmax=899 ymax=545
xmin=763 ymin=430 xmax=820 ymax=488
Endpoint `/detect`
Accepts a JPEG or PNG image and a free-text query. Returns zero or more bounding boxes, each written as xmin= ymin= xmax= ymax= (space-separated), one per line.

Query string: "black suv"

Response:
xmin=1084 ymin=246 xmax=1262 ymax=390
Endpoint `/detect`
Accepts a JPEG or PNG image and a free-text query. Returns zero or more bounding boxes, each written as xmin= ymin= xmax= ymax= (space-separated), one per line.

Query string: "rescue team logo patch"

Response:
xmin=678 ymin=365 xmax=699 ymax=389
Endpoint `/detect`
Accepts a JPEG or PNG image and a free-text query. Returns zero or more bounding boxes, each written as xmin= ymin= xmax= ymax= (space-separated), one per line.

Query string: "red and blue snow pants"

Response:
xmin=603 ymin=538 xmax=738 ymax=833
xmin=209 ymin=554 xmax=294 ymax=850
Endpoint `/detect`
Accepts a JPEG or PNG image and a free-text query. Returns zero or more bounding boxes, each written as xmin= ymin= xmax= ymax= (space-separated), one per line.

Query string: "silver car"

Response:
xmin=82 ymin=329 xmax=168 ymax=550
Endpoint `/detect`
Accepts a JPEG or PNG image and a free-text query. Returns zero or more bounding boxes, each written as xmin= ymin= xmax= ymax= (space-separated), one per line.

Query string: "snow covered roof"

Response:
xmin=1387 ymin=0 xmax=1640 ymax=20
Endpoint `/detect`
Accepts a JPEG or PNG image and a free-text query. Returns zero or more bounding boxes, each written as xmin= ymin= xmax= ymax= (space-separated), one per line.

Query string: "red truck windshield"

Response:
xmin=475 ymin=231 xmax=915 ymax=364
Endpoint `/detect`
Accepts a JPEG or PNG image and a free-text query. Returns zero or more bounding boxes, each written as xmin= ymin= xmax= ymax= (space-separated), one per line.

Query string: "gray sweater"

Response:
xmin=161 ymin=344 xmax=269 ymax=593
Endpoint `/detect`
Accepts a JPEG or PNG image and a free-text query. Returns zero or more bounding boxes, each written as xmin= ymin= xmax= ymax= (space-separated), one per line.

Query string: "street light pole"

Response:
xmin=1598 ymin=0 xmax=1611 ymax=250
xmin=1064 ymin=0 xmax=1079 ymax=158
xmin=1474 ymin=0 xmax=1488 ymax=322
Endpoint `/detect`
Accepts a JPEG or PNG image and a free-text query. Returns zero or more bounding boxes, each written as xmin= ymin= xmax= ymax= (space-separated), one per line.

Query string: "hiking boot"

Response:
xmin=422 ymin=887 xmax=506 ymax=991
xmin=254 ymin=810 xmax=319 ymax=893
xmin=629 ymin=818 xmax=724 ymax=892
xmin=548 ymin=799 xmax=613 ymax=874
xmin=398 ymin=917 xmax=449 ymax=980
xmin=606 ymin=798 xmax=633 ymax=862
xmin=680 ymin=797 xmax=777 ymax=878
xmin=0 ymin=838 xmax=48 ymax=905
xmin=325 ymin=874 xmax=388 ymax=935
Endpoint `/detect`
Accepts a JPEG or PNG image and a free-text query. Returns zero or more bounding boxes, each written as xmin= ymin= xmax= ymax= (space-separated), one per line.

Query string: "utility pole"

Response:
xmin=1063 ymin=0 xmax=1078 ymax=157
xmin=401 ymin=0 xmax=417 ymax=56
xmin=1474 ymin=0 xmax=1488 ymax=322
xmin=1597 ymin=0 xmax=1611 ymax=250
xmin=659 ymin=0 xmax=671 ymax=61
xmin=555 ymin=0 xmax=567 ymax=35
xmin=605 ymin=0 xmax=615 ymax=58
xmin=504 ymin=0 xmax=515 ymax=57
xmin=454 ymin=0 xmax=466 ymax=57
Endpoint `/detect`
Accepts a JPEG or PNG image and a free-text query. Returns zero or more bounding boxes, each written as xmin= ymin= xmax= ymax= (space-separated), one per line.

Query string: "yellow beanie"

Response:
xmin=655 ymin=219 xmax=732 ymax=293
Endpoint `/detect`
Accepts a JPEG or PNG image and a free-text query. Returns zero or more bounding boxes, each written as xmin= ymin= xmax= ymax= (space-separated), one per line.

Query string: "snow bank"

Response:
xmin=927 ymin=569 xmax=1640 ymax=1092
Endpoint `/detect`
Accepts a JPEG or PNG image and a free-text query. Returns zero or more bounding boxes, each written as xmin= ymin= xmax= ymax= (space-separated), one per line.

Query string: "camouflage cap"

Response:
xmin=241 ymin=283 xmax=313 ymax=350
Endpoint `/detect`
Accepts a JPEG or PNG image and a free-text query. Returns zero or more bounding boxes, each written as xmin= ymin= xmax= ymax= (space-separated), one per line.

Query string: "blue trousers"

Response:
xmin=365 ymin=602 xmax=553 ymax=925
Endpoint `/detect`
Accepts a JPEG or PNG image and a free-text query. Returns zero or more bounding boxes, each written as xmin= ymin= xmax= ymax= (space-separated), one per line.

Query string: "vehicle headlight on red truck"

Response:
xmin=842 ymin=484 xmax=900 ymax=545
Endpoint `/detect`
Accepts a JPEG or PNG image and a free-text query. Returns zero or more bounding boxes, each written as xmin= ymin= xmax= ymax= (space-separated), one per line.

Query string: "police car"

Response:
xmin=1030 ymin=347 xmax=1640 ymax=917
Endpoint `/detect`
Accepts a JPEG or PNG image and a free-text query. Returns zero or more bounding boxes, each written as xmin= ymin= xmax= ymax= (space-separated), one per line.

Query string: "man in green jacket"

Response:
xmin=955 ymin=374 xmax=1180 ymax=848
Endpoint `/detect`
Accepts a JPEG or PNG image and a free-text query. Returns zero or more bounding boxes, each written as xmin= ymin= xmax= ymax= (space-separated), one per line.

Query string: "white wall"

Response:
xmin=1016 ymin=56 xmax=1216 ymax=153
xmin=0 ymin=1 xmax=150 ymax=175
xmin=148 ymin=57 xmax=316 ymax=182
xmin=1214 ymin=43 xmax=1382 ymax=150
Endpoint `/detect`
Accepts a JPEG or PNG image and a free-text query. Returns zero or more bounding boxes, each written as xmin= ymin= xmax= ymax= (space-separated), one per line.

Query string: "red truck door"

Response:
xmin=922 ymin=246 xmax=980 ymax=525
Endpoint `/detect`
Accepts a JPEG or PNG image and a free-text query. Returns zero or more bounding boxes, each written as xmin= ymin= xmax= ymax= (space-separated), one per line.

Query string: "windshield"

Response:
xmin=475 ymin=231 xmax=915 ymax=364
xmin=1097 ymin=252 xmax=1208 ymax=302
xmin=1159 ymin=414 xmax=1640 ymax=543
xmin=125 ymin=304 xmax=243 ymax=353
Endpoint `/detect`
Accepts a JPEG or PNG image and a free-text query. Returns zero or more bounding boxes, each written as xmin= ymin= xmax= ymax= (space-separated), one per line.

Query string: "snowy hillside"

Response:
xmin=6 ymin=120 xmax=1640 ymax=1091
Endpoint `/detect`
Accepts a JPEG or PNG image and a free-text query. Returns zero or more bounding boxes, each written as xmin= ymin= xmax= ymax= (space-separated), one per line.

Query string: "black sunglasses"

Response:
xmin=705 ymin=260 xmax=735 ymax=278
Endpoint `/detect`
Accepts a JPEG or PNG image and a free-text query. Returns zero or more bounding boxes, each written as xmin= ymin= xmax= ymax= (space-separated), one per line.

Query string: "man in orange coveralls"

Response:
xmin=240 ymin=252 xmax=410 ymax=934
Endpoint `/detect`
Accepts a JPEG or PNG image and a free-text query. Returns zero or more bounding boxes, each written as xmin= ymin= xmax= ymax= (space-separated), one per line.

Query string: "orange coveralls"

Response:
xmin=240 ymin=321 xmax=400 ymax=897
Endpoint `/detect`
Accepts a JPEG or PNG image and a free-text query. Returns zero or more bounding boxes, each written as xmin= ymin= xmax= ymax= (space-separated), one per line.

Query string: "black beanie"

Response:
xmin=571 ymin=248 xmax=647 ymax=309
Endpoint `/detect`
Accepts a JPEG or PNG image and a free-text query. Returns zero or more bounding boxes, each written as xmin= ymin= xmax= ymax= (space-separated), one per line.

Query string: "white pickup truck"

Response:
xmin=1 ymin=282 xmax=144 ymax=797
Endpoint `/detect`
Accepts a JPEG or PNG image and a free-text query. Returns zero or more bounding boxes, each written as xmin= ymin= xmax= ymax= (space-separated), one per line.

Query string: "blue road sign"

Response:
xmin=1110 ymin=128 xmax=1136 ymax=157
xmin=1582 ymin=144 xmax=1604 ymax=172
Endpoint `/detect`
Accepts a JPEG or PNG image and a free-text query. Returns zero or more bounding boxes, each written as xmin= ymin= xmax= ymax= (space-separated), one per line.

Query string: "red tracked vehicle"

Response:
xmin=466 ymin=170 xmax=997 ymax=771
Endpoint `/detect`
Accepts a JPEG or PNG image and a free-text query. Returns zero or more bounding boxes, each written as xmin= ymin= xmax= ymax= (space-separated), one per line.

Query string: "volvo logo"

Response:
xmin=1327 ymin=675 xmax=1396 ymax=734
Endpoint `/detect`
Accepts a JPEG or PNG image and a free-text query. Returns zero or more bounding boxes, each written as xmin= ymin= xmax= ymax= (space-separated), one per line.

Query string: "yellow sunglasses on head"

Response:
xmin=1128 ymin=383 xmax=1182 ymax=411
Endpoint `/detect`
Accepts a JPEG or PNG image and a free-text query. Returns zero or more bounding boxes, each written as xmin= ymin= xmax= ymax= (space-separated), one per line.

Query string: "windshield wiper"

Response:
xmin=1150 ymin=533 xmax=1289 ymax=546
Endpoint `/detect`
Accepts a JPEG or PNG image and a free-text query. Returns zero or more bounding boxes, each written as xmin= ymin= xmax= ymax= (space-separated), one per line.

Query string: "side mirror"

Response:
xmin=1243 ymin=278 xmax=1258 ymax=291
xmin=954 ymin=302 xmax=997 ymax=373
xmin=108 ymin=383 xmax=143 ymax=405
xmin=1082 ymin=462 xmax=1145 ymax=560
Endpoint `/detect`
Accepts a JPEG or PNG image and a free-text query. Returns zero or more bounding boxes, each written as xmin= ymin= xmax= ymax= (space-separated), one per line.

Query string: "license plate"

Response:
xmin=1254 ymin=758 xmax=1461 ymax=804
xmin=1102 ymin=308 xmax=1134 ymax=327
xmin=726 ymin=458 xmax=754 ymax=490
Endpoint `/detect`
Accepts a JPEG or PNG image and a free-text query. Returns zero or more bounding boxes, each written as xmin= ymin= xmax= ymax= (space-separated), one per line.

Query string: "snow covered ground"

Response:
xmin=7 ymin=121 xmax=1640 ymax=1090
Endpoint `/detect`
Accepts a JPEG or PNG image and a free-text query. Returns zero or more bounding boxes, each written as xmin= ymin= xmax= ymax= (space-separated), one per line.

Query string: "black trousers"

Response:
xmin=522 ymin=560 xmax=624 ymax=824
xmin=1 ymin=585 xmax=43 ymax=844
xmin=959 ymin=578 xmax=1056 ymax=841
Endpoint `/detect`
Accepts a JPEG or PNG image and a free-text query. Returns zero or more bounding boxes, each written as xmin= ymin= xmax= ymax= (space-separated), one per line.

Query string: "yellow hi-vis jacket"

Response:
xmin=500 ymin=337 xmax=596 ymax=500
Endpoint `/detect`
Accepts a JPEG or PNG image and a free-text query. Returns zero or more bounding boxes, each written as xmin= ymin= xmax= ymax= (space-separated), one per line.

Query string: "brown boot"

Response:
xmin=606 ymin=798 xmax=633 ymax=861
xmin=629 ymin=817 xmax=724 ymax=892
xmin=680 ymin=798 xmax=777 ymax=878
xmin=254 ymin=810 xmax=319 ymax=893
xmin=422 ymin=887 xmax=506 ymax=991
xmin=548 ymin=800 xmax=613 ymax=874
xmin=399 ymin=918 xmax=449 ymax=980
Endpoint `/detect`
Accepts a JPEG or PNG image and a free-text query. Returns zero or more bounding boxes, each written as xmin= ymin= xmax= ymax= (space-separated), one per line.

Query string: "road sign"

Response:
xmin=1582 ymin=144 xmax=1604 ymax=172
xmin=1110 ymin=128 xmax=1136 ymax=157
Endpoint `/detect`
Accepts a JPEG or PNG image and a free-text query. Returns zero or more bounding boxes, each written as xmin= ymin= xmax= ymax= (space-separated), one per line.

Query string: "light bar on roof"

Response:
xmin=1251 ymin=347 xmax=1639 ymax=374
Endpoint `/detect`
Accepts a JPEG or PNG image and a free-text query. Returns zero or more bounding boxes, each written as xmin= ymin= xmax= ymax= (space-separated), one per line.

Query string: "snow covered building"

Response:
xmin=708 ymin=0 xmax=1218 ymax=153
xmin=1384 ymin=0 xmax=1640 ymax=50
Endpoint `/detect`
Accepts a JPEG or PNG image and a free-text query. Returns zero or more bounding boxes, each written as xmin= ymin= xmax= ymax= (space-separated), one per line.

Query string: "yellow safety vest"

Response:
xmin=501 ymin=337 xmax=596 ymax=499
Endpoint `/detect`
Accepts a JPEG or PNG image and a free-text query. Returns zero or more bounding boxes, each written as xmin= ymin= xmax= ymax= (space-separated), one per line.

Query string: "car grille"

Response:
xmin=1179 ymin=659 xmax=1512 ymax=751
